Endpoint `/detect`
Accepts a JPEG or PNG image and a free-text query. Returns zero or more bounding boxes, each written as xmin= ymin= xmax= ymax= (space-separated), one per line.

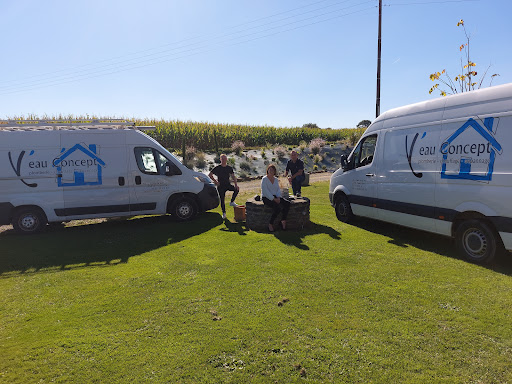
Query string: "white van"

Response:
xmin=0 ymin=120 xmax=219 ymax=233
xmin=330 ymin=83 xmax=512 ymax=263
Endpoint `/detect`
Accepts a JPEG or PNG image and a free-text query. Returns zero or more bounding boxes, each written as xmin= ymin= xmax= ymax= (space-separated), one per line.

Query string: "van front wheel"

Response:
xmin=12 ymin=207 xmax=46 ymax=234
xmin=171 ymin=198 xmax=198 ymax=221
xmin=335 ymin=194 xmax=353 ymax=223
xmin=455 ymin=220 xmax=499 ymax=264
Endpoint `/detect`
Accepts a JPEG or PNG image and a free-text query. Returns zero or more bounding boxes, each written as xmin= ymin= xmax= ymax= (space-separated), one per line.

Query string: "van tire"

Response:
xmin=171 ymin=198 xmax=198 ymax=221
xmin=455 ymin=220 xmax=499 ymax=264
xmin=12 ymin=207 xmax=46 ymax=234
xmin=335 ymin=194 xmax=353 ymax=223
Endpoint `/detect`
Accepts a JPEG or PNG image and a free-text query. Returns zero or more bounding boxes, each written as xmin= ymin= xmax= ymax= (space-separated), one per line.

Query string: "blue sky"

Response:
xmin=0 ymin=0 xmax=510 ymax=128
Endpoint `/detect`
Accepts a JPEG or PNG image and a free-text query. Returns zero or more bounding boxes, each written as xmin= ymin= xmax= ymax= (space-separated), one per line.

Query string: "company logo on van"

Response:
xmin=440 ymin=117 xmax=501 ymax=181
xmin=406 ymin=117 xmax=502 ymax=182
xmin=7 ymin=143 xmax=105 ymax=188
xmin=53 ymin=144 xmax=105 ymax=187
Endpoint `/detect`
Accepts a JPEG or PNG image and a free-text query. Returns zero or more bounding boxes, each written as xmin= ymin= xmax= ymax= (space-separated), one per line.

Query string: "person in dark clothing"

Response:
xmin=284 ymin=150 xmax=305 ymax=196
xmin=209 ymin=154 xmax=239 ymax=219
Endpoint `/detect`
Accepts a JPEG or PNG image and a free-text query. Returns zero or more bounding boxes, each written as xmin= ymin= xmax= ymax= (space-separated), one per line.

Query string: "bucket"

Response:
xmin=233 ymin=205 xmax=246 ymax=221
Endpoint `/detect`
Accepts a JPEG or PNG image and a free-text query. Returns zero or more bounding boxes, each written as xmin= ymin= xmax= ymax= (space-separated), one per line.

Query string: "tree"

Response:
xmin=302 ymin=123 xmax=319 ymax=129
xmin=357 ymin=120 xmax=372 ymax=128
xmin=429 ymin=19 xmax=499 ymax=97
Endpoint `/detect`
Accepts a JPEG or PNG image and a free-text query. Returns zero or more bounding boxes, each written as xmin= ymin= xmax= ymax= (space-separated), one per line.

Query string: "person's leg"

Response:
xmin=227 ymin=184 xmax=239 ymax=204
xmin=280 ymin=198 xmax=291 ymax=221
xmin=263 ymin=197 xmax=281 ymax=224
xmin=218 ymin=185 xmax=227 ymax=214
xmin=293 ymin=175 xmax=305 ymax=195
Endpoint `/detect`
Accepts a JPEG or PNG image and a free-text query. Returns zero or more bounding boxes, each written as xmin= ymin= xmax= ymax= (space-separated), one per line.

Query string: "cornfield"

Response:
xmin=6 ymin=114 xmax=365 ymax=151
xmin=138 ymin=119 xmax=365 ymax=151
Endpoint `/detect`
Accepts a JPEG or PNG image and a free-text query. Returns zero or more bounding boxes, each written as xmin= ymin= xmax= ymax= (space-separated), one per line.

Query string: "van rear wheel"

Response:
xmin=12 ymin=207 xmax=46 ymax=234
xmin=335 ymin=194 xmax=353 ymax=223
xmin=171 ymin=198 xmax=197 ymax=221
xmin=455 ymin=220 xmax=499 ymax=264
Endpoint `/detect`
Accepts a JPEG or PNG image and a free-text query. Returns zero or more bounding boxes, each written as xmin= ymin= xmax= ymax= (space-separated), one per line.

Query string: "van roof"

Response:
xmin=0 ymin=119 xmax=155 ymax=131
xmin=367 ymin=82 xmax=512 ymax=133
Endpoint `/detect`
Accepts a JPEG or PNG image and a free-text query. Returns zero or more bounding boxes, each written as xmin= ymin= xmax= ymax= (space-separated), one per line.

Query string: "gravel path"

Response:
xmin=0 ymin=172 xmax=333 ymax=233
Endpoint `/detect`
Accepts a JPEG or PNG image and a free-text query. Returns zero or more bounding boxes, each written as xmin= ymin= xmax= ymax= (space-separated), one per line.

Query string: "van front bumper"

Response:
xmin=198 ymin=184 xmax=220 ymax=211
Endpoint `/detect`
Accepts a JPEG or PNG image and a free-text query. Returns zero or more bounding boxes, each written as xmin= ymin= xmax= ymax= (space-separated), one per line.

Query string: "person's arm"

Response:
xmin=230 ymin=172 xmax=239 ymax=190
xmin=208 ymin=170 xmax=219 ymax=185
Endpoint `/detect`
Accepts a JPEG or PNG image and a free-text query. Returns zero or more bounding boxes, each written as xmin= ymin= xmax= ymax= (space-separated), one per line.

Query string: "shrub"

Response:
xmin=231 ymin=140 xmax=245 ymax=156
xmin=331 ymin=157 xmax=336 ymax=162
xmin=313 ymin=165 xmax=318 ymax=171
xmin=240 ymin=161 xmax=251 ymax=172
xmin=308 ymin=153 xmax=314 ymax=159
xmin=309 ymin=138 xmax=326 ymax=155
xmin=273 ymin=145 xmax=287 ymax=160
xmin=322 ymin=165 xmax=327 ymax=170
xmin=228 ymin=157 xmax=236 ymax=167
xmin=313 ymin=154 xmax=322 ymax=164
xmin=299 ymin=140 xmax=307 ymax=152
xmin=195 ymin=152 xmax=206 ymax=169
xmin=185 ymin=146 xmax=196 ymax=161
xmin=261 ymin=150 xmax=267 ymax=159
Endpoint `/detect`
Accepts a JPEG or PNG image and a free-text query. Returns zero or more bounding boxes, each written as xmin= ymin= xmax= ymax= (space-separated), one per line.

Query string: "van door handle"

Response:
xmin=118 ymin=177 xmax=125 ymax=186
xmin=135 ymin=176 xmax=141 ymax=185
xmin=366 ymin=173 xmax=375 ymax=177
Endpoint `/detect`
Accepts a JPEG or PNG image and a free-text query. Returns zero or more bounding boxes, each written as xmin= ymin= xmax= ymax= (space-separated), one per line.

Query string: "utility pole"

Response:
xmin=376 ymin=0 xmax=382 ymax=118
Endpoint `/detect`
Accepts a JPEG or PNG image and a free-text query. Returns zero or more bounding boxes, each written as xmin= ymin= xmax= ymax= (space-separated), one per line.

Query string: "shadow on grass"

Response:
xmin=352 ymin=217 xmax=512 ymax=276
xmin=271 ymin=222 xmax=341 ymax=250
xmin=0 ymin=213 xmax=222 ymax=277
xmin=219 ymin=219 xmax=249 ymax=236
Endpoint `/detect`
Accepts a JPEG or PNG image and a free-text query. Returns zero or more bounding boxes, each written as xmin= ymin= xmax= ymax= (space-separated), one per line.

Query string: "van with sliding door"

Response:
xmin=0 ymin=120 xmax=219 ymax=234
xmin=329 ymin=83 xmax=512 ymax=263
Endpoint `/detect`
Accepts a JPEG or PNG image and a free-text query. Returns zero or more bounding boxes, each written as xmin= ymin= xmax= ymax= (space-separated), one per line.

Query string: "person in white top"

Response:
xmin=261 ymin=164 xmax=291 ymax=232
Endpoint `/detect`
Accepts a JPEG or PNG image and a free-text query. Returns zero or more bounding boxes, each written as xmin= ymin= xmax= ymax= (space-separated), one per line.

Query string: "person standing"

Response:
xmin=261 ymin=164 xmax=291 ymax=232
xmin=209 ymin=154 xmax=239 ymax=219
xmin=284 ymin=150 xmax=305 ymax=197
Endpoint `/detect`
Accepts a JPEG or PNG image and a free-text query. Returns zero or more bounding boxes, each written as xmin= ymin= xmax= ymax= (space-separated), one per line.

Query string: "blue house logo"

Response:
xmin=440 ymin=117 xmax=502 ymax=181
xmin=53 ymin=144 xmax=105 ymax=187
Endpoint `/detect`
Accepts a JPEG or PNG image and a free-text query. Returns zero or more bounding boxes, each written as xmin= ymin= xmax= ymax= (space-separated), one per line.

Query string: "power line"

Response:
xmin=0 ymin=0 xmax=370 ymax=90
xmin=0 ymin=1 xmax=376 ymax=95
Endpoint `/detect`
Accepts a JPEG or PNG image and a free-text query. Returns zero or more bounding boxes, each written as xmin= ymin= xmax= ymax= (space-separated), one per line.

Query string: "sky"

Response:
xmin=0 ymin=0 xmax=510 ymax=129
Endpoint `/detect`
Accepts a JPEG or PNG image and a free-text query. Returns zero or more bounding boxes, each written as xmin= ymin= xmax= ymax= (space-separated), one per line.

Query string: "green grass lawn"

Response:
xmin=1 ymin=182 xmax=511 ymax=383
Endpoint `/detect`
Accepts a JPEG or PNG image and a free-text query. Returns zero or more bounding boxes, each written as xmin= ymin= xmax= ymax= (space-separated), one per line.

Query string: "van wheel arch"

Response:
xmin=12 ymin=205 xmax=47 ymax=234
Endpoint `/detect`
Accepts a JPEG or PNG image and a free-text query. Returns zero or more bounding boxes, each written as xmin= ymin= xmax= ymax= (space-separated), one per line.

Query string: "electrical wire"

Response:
xmin=0 ymin=0 xmax=373 ymax=93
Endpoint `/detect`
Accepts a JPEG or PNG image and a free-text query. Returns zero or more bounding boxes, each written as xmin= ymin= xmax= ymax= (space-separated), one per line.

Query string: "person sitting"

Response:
xmin=284 ymin=150 xmax=305 ymax=197
xmin=209 ymin=154 xmax=239 ymax=219
xmin=261 ymin=164 xmax=291 ymax=232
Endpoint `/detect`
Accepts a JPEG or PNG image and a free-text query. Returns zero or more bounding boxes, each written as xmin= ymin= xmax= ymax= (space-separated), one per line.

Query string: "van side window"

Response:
xmin=349 ymin=134 xmax=377 ymax=169
xmin=134 ymin=147 xmax=182 ymax=175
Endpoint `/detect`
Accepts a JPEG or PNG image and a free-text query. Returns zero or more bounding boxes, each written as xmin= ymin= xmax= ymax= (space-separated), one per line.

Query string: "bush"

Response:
xmin=240 ymin=161 xmax=251 ymax=172
xmin=195 ymin=152 xmax=206 ymax=169
xmin=227 ymin=157 xmax=236 ymax=168
xmin=322 ymin=165 xmax=327 ymax=170
xmin=231 ymin=140 xmax=245 ymax=156
xmin=299 ymin=140 xmax=307 ymax=152
xmin=313 ymin=165 xmax=318 ymax=171
xmin=185 ymin=146 xmax=196 ymax=161
xmin=273 ymin=145 xmax=287 ymax=160
xmin=309 ymin=138 xmax=326 ymax=155
xmin=261 ymin=150 xmax=266 ymax=159
xmin=331 ymin=157 xmax=336 ymax=162
xmin=313 ymin=154 xmax=323 ymax=164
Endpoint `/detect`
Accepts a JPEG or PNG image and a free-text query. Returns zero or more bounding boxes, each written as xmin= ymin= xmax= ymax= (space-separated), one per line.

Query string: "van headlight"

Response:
xmin=194 ymin=174 xmax=213 ymax=184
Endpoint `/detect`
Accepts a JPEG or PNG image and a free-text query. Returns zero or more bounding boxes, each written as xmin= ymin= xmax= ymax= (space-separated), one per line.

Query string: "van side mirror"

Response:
xmin=340 ymin=155 xmax=349 ymax=171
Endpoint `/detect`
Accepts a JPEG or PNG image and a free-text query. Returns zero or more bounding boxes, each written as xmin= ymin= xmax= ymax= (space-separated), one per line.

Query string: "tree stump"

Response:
xmin=245 ymin=197 xmax=310 ymax=231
